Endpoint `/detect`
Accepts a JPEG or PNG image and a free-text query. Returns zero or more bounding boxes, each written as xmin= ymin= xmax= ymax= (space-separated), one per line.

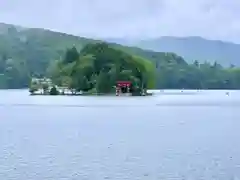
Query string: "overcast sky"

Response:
xmin=0 ymin=0 xmax=240 ymax=42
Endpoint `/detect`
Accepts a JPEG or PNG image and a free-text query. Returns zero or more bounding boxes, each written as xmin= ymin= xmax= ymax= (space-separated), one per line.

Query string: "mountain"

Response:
xmin=0 ymin=23 xmax=186 ymax=72
xmin=0 ymin=22 xmax=100 ymax=75
xmin=1 ymin=22 xmax=240 ymax=90
xmin=105 ymin=36 xmax=240 ymax=66
xmin=0 ymin=22 xmax=186 ymax=88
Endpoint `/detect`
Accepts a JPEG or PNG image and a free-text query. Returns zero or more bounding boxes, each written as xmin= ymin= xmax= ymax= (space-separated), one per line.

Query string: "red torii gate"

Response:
xmin=116 ymin=81 xmax=131 ymax=96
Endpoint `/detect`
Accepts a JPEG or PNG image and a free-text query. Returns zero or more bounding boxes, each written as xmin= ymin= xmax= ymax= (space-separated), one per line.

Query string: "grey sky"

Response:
xmin=1 ymin=0 xmax=240 ymax=42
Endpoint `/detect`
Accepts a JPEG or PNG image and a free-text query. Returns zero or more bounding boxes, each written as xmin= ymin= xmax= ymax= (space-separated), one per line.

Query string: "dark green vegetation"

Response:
xmin=46 ymin=43 xmax=155 ymax=94
xmin=107 ymin=36 xmax=240 ymax=66
xmin=0 ymin=22 xmax=97 ymax=89
xmin=1 ymin=22 xmax=240 ymax=90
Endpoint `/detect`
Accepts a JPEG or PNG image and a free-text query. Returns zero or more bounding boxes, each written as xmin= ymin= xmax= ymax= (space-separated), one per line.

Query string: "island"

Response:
xmin=29 ymin=42 xmax=156 ymax=96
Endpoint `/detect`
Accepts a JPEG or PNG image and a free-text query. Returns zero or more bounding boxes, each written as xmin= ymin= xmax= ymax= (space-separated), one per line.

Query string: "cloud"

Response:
xmin=0 ymin=0 xmax=240 ymax=42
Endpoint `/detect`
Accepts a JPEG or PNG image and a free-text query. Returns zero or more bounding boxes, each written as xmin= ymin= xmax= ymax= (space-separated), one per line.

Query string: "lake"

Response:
xmin=0 ymin=90 xmax=239 ymax=180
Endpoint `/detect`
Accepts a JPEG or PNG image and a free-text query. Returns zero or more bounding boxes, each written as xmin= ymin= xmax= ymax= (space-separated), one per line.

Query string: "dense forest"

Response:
xmin=0 ymin=23 xmax=240 ymax=90
xmin=44 ymin=43 xmax=155 ymax=95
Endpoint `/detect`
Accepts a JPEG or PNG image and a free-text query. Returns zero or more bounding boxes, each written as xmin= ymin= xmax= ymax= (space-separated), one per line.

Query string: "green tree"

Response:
xmin=49 ymin=86 xmax=59 ymax=95
xmin=96 ymin=71 xmax=112 ymax=93
xmin=63 ymin=47 xmax=79 ymax=64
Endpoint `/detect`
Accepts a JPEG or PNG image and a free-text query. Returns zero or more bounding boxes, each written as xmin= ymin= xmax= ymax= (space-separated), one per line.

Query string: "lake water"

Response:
xmin=0 ymin=90 xmax=239 ymax=180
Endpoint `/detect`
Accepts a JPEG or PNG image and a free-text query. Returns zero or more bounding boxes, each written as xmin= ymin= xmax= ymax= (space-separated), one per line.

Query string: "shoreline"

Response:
xmin=29 ymin=92 xmax=153 ymax=97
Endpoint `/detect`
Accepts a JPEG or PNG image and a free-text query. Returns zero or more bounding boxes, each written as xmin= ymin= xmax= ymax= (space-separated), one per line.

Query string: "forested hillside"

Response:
xmin=106 ymin=36 xmax=240 ymax=66
xmin=1 ymin=23 xmax=240 ymax=89
xmin=0 ymin=23 xmax=185 ymax=89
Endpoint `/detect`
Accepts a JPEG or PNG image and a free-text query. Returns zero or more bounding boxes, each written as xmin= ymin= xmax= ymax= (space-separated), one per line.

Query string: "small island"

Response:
xmin=29 ymin=42 xmax=156 ymax=96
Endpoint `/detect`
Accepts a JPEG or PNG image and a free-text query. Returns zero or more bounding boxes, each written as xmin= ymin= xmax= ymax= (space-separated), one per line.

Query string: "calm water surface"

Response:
xmin=0 ymin=90 xmax=239 ymax=180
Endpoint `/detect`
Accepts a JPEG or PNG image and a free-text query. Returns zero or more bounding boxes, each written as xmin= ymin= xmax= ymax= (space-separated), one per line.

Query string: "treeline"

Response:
xmin=156 ymin=60 xmax=240 ymax=89
xmin=0 ymin=23 xmax=239 ymax=90
xmin=48 ymin=43 xmax=240 ymax=90
xmin=1 ymin=41 xmax=240 ymax=89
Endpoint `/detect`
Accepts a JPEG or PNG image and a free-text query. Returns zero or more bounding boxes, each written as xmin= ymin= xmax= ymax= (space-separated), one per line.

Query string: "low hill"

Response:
xmin=0 ymin=22 xmax=185 ymax=88
xmin=0 ymin=22 xmax=99 ymax=75
xmin=0 ymin=23 xmax=186 ymax=73
xmin=106 ymin=36 xmax=240 ymax=66
xmin=1 ymin=22 xmax=240 ymax=90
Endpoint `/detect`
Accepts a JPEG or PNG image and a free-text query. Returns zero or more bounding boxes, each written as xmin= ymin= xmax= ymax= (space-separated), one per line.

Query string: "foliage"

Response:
xmin=0 ymin=23 xmax=240 ymax=90
xmin=63 ymin=47 xmax=79 ymax=64
xmin=0 ymin=23 xmax=184 ymax=89
xmin=49 ymin=86 xmax=59 ymax=95
xmin=49 ymin=43 xmax=156 ymax=93
xmin=156 ymin=61 xmax=240 ymax=89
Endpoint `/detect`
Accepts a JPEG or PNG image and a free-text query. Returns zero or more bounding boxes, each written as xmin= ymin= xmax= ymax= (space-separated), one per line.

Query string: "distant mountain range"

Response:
xmin=105 ymin=36 xmax=240 ymax=66
xmin=1 ymin=21 xmax=240 ymax=68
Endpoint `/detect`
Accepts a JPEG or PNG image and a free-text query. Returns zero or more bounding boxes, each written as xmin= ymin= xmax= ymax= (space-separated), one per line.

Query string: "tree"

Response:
xmin=63 ymin=47 xmax=79 ymax=64
xmin=96 ymin=71 xmax=112 ymax=93
xmin=49 ymin=86 xmax=59 ymax=95
xmin=76 ymin=75 xmax=90 ymax=92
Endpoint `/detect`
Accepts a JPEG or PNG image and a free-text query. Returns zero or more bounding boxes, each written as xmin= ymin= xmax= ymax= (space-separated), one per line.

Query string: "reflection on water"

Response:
xmin=0 ymin=90 xmax=239 ymax=180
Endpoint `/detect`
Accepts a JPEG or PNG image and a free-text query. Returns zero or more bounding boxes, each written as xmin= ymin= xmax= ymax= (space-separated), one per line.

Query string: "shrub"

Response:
xmin=49 ymin=86 xmax=59 ymax=95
